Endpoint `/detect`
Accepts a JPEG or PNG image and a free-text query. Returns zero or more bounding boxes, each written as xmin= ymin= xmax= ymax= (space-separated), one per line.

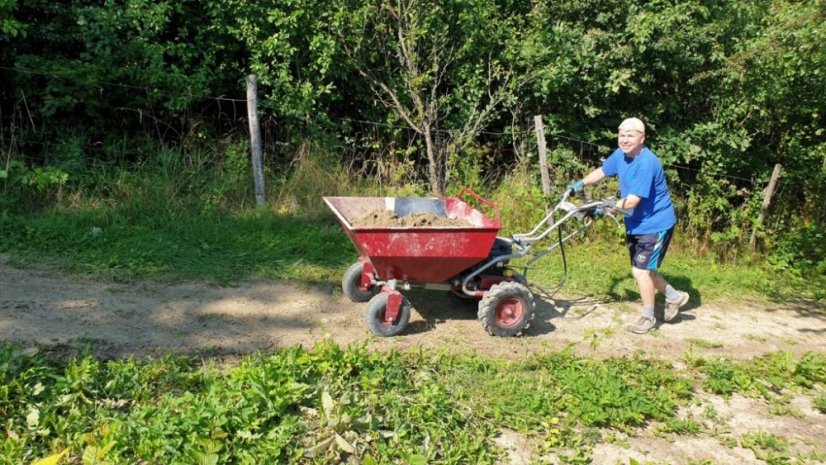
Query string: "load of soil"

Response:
xmin=351 ymin=210 xmax=473 ymax=228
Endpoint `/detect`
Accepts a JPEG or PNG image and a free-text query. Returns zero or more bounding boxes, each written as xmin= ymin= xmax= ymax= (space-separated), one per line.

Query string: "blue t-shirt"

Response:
xmin=601 ymin=146 xmax=676 ymax=234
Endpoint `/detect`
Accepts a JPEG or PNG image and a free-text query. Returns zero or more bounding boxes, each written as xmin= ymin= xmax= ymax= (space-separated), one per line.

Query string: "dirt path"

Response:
xmin=2 ymin=255 xmax=825 ymax=464
xmin=1 ymin=255 xmax=823 ymax=361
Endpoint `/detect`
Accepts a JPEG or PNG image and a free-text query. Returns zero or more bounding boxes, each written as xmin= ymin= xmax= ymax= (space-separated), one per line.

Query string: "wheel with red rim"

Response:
xmin=365 ymin=292 xmax=411 ymax=337
xmin=342 ymin=262 xmax=378 ymax=303
xmin=478 ymin=282 xmax=534 ymax=337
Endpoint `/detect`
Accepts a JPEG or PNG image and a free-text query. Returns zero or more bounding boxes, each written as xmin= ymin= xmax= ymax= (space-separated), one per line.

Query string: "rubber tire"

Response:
xmin=365 ymin=293 xmax=411 ymax=337
xmin=477 ymin=282 xmax=535 ymax=337
xmin=342 ymin=262 xmax=378 ymax=303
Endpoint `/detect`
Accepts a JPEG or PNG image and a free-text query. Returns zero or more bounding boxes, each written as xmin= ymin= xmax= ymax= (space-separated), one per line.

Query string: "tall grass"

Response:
xmin=0 ymin=136 xmax=822 ymax=301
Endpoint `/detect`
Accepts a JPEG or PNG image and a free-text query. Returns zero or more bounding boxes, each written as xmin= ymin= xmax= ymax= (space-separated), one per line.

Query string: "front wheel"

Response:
xmin=478 ymin=282 xmax=535 ymax=337
xmin=365 ymin=293 xmax=411 ymax=337
xmin=342 ymin=262 xmax=378 ymax=303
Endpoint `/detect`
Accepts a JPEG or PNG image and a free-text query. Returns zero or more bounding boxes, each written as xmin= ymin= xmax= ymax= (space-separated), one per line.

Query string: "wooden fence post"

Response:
xmin=750 ymin=163 xmax=782 ymax=252
xmin=534 ymin=115 xmax=551 ymax=197
xmin=246 ymin=74 xmax=266 ymax=206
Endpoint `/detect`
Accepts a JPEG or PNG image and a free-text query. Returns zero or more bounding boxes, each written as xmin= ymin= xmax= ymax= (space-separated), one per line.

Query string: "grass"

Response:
xmin=1 ymin=145 xmax=823 ymax=304
xmin=2 ymin=343 xmax=824 ymax=465
xmin=0 ymin=195 xmax=817 ymax=305
xmin=1 ymin=205 xmax=352 ymax=285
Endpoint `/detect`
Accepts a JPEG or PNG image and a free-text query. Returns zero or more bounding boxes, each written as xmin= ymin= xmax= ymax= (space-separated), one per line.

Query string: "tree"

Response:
xmin=336 ymin=0 xmax=527 ymax=194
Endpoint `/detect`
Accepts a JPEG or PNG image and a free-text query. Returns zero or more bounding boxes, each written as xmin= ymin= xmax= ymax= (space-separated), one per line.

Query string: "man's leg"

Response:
xmin=648 ymin=226 xmax=689 ymax=321
xmin=633 ymin=267 xmax=657 ymax=309
xmin=651 ymin=270 xmax=685 ymax=301
xmin=650 ymin=271 xmax=668 ymax=294
xmin=628 ymin=230 xmax=677 ymax=334
xmin=627 ymin=267 xmax=657 ymax=334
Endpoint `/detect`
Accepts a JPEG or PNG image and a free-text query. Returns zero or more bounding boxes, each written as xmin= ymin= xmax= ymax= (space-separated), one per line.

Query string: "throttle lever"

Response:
xmin=603 ymin=197 xmax=633 ymax=217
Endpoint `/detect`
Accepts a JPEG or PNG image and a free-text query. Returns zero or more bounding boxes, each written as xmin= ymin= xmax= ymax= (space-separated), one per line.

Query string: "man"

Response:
xmin=568 ymin=117 xmax=689 ymax=334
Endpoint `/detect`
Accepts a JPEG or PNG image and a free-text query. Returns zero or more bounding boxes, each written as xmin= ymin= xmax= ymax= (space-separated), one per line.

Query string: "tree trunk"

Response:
xmin=423 ymin=125 xmax=441 ymax=195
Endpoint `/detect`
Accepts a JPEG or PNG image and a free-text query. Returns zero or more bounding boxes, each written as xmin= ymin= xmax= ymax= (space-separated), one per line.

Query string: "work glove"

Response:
xmin=567 ymin=180 xmax=585 ymax=195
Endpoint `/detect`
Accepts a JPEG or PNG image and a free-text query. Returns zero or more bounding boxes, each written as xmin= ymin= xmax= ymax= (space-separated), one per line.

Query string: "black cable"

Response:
xmin=524 ymin=209 xmax=569 ymax=300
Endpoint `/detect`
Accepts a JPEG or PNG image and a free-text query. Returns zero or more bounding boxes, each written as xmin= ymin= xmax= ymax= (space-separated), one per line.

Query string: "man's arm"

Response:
xmin=619 ymin=194 xmax=641 ymax=210
xmin=582 ymin=167 xmax=606 ymax=187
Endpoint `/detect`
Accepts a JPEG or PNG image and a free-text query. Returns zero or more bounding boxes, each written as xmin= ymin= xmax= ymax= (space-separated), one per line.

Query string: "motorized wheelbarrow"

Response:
xmin=323 ymin=188 xmax=624 ymax=337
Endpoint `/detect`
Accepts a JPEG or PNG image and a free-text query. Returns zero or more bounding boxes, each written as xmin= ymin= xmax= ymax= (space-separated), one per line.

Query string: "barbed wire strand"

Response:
xmin=1 ymin=66 xmax=757 ymax=185
xmin=0 ymin=65 xmax=247 ymax=103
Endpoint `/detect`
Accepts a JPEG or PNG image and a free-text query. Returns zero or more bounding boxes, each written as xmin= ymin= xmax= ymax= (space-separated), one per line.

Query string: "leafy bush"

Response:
xmin=767 ymin=225 xmax=826 ymax=280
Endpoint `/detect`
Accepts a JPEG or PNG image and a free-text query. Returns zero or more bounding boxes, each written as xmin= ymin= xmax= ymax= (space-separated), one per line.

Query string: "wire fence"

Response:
xmin=1 ymin=65 xmax=760 ymax=187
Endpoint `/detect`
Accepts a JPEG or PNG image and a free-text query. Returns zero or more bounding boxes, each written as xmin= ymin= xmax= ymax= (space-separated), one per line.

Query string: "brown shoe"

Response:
xmin=628 ymin=316 xmax=656 ymax=334
xmin=664 ymin=291 xmax=689 ymax=322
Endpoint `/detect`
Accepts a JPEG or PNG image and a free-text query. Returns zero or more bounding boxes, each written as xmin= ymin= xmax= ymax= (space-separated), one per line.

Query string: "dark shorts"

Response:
xmin=627 ymin=227 xmax=674 ymax=270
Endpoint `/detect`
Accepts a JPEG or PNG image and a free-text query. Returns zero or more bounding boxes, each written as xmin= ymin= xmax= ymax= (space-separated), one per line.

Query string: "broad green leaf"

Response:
xmin=334 ymin=433 xmax=355 ymax=454
xmin=26 ymin=407 xmax=39 ymax=428
xmin=406 ymin=454 xmax=427 ymax=465
xmin=322 ymin=390 xmax=334 ymax=417
xmin=32 ymin=449 xmax=68 ymax=465
xmin=82 ymin=441 xmax=116 ymax=464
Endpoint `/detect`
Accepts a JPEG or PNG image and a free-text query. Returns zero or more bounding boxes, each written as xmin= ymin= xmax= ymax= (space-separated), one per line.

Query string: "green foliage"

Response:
xmin=698 ymin=352 xmax=826 ymax=400
xmin=815 ymin=394 xmax=826 ymax=413
xmin=0 ymin=342 xmax=501 ymax=464
xmin=9 ymin=0 xmax=241 ymax=121
xmin=440 ymin=351 xmax=692 ymax=432
xmin=0 ymin=0 xmax=24 ymax=38
xmin=215 ymin=0 xmax=342 ymax=121
xmin=740 ymin=431 xmax=791 ymax=465
xmin=3 ymin=343 xmax=825 ymax=464
xmin=767 ymin=225 xmax=826 ymax=279
xmin=658 ymin=418 xmax=701 ymax=436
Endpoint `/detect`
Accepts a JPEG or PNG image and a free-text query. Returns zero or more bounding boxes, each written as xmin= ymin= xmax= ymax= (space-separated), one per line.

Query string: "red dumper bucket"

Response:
xmin=323 ymin=190 xmax=502 ymax=283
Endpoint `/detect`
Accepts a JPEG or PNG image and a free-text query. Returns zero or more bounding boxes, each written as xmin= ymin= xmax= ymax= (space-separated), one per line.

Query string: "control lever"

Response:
xmin=602 ymin=197 xmax=633 ymax=216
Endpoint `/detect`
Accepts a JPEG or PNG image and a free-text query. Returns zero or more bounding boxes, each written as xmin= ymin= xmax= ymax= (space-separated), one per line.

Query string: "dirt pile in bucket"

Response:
xmin=351 ymin=210 xmax=473 ymax=228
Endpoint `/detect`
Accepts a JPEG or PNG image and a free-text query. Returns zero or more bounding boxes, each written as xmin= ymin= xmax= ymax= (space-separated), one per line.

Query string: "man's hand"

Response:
xmin=600 ymin=198 xmax=619 ymax=216
xmin=567 ymin=180 xmax=585 ymax=195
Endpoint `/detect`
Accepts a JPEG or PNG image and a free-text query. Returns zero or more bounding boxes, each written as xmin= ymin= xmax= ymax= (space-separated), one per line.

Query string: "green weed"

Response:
xmin=4 ymin=342 xmax=825 ymax=465
xmin=741 ymin=431 xmax=791 ymax=465
xmin=658 ymin=418 xmax=702 ymax=436
xmin=697 ymin=352 xmax=826 ymax=400
xmin=814 ymin=395 xmax=826 ymax=413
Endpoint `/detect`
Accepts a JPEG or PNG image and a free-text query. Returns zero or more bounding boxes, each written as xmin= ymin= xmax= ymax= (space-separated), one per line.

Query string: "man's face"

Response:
xmin=618 ymin=130 xmax=645 ymax=156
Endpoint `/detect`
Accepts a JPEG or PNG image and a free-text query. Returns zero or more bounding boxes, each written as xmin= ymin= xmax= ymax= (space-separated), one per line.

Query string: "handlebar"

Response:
xmin=561 ymin=189 xmax=631 ymax=217
xmin=599 ymin=197 xmax=632 ymax=217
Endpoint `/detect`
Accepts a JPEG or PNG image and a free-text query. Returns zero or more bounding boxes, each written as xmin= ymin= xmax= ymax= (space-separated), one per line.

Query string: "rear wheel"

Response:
xmin=478 ymin=282 xmax=534 ymax=337
xmin=342 ymin=262 xmax=378 ymax=303
xmin=365 ymin=293 xmax=411 ymax=337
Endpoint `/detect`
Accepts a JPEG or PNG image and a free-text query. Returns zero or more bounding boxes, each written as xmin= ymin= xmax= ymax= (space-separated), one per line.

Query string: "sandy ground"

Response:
xmin=1 ymin=254 xmax=824 ymax=463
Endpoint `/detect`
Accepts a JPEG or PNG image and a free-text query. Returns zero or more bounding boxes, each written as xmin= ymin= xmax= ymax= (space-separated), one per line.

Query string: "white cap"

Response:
xmin=618 ymin=117 xmax=646 ymax=134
